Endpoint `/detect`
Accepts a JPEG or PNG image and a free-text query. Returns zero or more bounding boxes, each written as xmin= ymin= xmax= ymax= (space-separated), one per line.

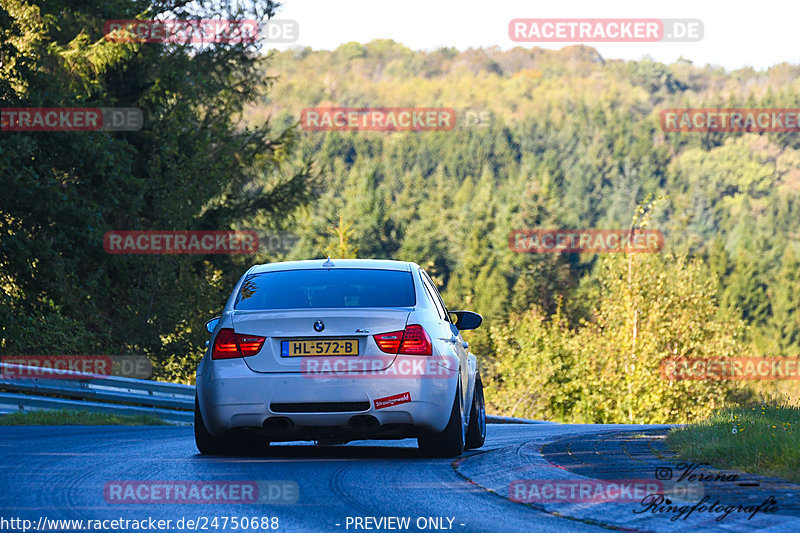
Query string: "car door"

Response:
xmin=419 ymin=269 xmax=469 ymax=411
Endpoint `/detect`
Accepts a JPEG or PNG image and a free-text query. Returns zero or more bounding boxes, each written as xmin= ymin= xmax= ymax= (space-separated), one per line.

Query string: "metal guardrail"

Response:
xmin=0 ymin=362 xmax=194 ymax=424
xmin=0 ymin=362 xmax=542 ymax=426
xmin=485 ymin=414 xmax=550 ymax=424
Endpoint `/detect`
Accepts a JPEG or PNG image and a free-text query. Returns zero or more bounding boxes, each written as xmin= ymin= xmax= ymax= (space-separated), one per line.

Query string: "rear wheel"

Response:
xmin=465 ymin=374 xmax=486 ymax=449
xmin=417 ymin=384 xmax=465 ymax=457
xmin=194 ymin=397 xmax=268 ymax=455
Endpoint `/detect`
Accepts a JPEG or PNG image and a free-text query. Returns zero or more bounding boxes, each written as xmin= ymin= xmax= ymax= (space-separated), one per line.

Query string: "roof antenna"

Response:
xmin=322 ymin=256 xmax=335 ymax=267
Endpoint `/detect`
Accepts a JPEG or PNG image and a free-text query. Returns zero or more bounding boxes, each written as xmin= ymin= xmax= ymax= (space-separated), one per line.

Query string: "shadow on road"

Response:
xmin=192 ymin=441 xmax=434 ymax=460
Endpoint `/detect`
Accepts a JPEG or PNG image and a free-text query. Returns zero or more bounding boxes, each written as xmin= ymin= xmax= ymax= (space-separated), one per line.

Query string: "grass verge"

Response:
xmin=666 ymin=401 xmax=800 ymax=483
xmin=0 ymin=409 xmax=170 ymax=425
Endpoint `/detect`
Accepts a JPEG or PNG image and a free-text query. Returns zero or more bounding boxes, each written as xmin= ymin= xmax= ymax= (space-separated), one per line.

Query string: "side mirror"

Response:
xmin=205 ymin=317 xmax=220 ymax=334
xmin=450 ymin=310 xmax=483 ymax=331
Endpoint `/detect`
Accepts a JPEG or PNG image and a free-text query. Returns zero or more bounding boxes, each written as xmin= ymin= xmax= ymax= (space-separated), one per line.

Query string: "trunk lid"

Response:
xmin=232 ymin=308 xmax=411 ymax=373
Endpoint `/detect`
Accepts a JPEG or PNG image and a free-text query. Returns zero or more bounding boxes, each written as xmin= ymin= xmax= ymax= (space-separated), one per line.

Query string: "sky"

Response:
xmin=270 ymin=0 xmax=799 ymax=71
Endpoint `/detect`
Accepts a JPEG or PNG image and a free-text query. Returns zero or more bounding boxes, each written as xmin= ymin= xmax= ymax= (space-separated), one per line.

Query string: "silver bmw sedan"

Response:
xmin=195 ymin=258 xmax=485 ymax=457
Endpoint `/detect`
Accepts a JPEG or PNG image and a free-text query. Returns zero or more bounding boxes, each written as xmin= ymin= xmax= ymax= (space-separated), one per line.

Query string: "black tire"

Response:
xmin=194 ymin=396 xmax=268 ymax=455
xmin=417 ymin=384 xmax=465 ymax=457
xmin=465 ymin=374 xmax=486 ymax=450
xmin=194 ymin=396 xmax=228 ymax=454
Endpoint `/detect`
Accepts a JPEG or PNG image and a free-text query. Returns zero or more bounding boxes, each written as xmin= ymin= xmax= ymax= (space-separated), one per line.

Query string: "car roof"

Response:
xmin=248 ymin=258 xmax=419 ymax=274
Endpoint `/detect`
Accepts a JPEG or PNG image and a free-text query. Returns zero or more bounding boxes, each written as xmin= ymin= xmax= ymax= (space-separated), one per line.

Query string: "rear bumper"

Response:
xmin=196 ymin=356 xmax=458 ymax=439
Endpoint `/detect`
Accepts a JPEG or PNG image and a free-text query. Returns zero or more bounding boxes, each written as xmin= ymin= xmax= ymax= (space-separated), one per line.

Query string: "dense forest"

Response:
xmin=249 ymin=41 xmax=800 ymax=423
xmin=2 ymin=1 xmax=799 ymax=424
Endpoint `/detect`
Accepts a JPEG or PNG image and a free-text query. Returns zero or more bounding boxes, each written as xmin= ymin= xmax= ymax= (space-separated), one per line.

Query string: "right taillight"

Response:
xmin=212 ymin=328 xmax=266 ymax=360
xmin=374 ymin=324 xmax=432 ymax=356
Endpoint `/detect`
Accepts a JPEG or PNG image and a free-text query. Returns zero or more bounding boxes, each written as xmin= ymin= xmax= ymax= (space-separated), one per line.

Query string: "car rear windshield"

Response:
xmin=234 ymin=268 xmax=416 ymax=310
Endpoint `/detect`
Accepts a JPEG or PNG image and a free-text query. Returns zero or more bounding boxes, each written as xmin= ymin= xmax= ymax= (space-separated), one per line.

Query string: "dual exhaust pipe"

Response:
xmin=348 ymin=415 xmax=379 ymax=430
xmin=262 ymin=415 xmax=379 ymax=432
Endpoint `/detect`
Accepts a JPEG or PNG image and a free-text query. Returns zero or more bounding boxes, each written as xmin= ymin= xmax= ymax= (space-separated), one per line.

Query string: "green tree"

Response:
xmin=766 ymin=246 xmax=800 ymax=356
xmin=0 ymin=0 xmax=314 ymax=381
xmin=323 ymin=215 xmax=359 ymax=258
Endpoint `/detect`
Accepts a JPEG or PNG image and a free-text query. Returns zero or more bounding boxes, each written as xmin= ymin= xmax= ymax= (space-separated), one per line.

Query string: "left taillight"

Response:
xmin=211 ymin=328 xmax=266 ymax=360
xmin=398 ymin=324 xmax=432 ymax=355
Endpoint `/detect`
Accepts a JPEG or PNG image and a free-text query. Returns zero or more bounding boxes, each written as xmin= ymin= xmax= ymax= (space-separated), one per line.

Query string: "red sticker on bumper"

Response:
xmin=374 ymin=392 xmax=411 ymax=410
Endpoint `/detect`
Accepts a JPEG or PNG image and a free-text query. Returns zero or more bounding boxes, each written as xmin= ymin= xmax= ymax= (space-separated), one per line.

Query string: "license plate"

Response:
xmin=281 ymin=339 xmax=358 ymax=357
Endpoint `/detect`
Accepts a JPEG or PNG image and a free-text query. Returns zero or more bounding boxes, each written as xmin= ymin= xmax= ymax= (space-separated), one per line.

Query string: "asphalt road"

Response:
xmin=0 ymin=423 xmax=782 ymax=533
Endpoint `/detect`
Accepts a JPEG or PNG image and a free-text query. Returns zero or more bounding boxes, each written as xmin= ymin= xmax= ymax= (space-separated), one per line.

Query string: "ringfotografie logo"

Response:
xmin=634 ymin=494 xmax=778 ymax=522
